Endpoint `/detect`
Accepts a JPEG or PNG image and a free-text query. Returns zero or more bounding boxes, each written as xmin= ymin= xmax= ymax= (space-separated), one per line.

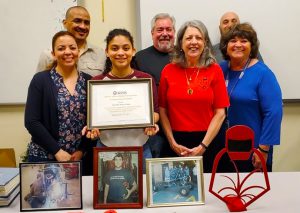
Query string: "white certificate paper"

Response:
xmin=88 ymin=79 xmax=154 ymax=129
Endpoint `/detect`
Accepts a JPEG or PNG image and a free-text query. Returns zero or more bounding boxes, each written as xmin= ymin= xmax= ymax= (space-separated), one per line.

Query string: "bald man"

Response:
xmin=36 ymin=6 xmax=105 ymax=77
xmin=213 ymin=11 xmax=263 ymax=63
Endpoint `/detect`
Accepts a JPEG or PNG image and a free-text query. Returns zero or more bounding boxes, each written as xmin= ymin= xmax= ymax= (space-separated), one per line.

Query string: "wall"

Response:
xmin=137 ymin=0 xmax=300 ymax=100
xmin=0 ymin=105 xmax=30 ymax=163
xmin=79 ymin=0 xmax=137 ymax=49
xmin=1 ymin=0 xmax=299 ymax=171
xmin=0 ymin=0 xmax=137 ymax=165
xmin=0 ymin=0 xmax=77 ymax=104
xmin=273 ymin=104 xmax=300 ymax=171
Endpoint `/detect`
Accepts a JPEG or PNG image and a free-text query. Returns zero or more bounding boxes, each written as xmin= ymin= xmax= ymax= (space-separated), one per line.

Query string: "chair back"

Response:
xmin=0 ymin=148 xmax=17 ymax=167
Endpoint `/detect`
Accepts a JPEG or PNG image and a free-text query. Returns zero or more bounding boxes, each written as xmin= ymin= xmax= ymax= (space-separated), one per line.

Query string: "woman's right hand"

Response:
xmin=55 ymin=149 xmax=72 ymax=161
xmin=170 ymin=142 xmax=191 ymax=156
xmin=81 ymin=126 xmax=101 ymax=139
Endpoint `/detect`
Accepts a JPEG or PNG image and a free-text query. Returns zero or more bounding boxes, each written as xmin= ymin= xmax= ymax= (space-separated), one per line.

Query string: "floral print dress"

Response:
xmin=28 ymin=69 xmax=87 ymax=160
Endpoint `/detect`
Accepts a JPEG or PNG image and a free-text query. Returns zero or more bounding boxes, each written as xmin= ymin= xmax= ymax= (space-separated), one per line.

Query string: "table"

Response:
xmin=5 ymin=172 xmax=299 ymax=212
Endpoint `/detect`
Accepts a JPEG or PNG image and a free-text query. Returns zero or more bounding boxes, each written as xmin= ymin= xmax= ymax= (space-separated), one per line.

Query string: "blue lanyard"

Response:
xmin=225 ymin=58 xmax=251 ymax=98
xmin=225 ymin=58 xmax=251 ymax=128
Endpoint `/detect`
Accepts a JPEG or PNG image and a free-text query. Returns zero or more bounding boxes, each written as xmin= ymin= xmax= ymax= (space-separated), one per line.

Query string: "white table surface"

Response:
xmin=4 ymin=172 xmax=299 ymax=213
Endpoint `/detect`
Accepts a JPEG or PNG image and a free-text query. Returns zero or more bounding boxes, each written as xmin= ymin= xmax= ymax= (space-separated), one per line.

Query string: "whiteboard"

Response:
xmin=137 ymin=0 xmax=300 ymax=101
xmin=0 ymin=0 xmax=77 ymax=104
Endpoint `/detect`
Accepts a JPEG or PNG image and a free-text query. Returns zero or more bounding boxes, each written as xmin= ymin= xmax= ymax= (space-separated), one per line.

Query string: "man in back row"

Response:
xmin=213 ymin=11 xmax=263 ymax=63
xmin=135 ymin=13 xmax=175 ymax=87
xmin=35 ymin=6 xmax=105 ymax=176
xmin=134 ymin=13 xmax=176 ymax=158
xmin=36 ymin=6 xmax=106 ymax=76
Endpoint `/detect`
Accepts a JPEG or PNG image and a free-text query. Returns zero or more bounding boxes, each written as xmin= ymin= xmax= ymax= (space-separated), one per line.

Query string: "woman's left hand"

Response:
xmin=71 ymin=150 xmax=83 ymax=161
xmin=252 ymin=150 xmax=268 ymax=170
xmin=182 ymin=145 xmax=206 ymax=157
xmin=144 ymin=124 xmax=159 ymax=136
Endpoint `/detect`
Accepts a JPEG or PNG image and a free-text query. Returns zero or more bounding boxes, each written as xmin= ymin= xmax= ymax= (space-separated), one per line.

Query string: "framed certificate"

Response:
xmin=87 ymin=78 xmax=154 ymax=130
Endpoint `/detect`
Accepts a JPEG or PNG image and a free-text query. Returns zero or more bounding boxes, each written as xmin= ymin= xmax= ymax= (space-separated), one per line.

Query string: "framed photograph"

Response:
xmin=87 ymin=78 xmax=154 ymax=130
xmin=20 ymin=161 xmax=82 ymax=212
xmin=93 ymin=147 xmax=143 ymax=209
xmin=146 ymin=157 xmax=205 ymax=207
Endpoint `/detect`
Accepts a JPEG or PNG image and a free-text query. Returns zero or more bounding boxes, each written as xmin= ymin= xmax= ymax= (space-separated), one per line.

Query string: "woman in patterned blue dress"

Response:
xmin=25 ymin=31 xmax=91 ymax=166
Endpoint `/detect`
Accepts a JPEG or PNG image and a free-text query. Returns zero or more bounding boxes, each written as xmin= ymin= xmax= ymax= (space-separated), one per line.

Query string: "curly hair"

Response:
xmin=220 ymin=23 xmax=259 ymax=60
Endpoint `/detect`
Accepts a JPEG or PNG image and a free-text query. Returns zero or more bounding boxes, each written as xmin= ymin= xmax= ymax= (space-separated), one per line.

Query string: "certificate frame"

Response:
xmin=146 ymin=157 xmax=205 ymax=207
xmin=20 ymin=161 xmax=82 ymax=212
xmin=93 ymin=146 xmax=143 ymax=209
xmin=87 ymin=78 xmax=154 ymax=130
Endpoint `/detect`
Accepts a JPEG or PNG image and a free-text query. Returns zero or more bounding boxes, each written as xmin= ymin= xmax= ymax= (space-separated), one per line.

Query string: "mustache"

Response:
xmin=75 ymin=27 xmax=88 ymax=33
xmin=159 ymin=35 xmax=171 ymax=41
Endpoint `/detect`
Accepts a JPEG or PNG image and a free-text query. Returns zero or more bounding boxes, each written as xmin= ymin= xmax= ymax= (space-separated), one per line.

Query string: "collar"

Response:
xmin=81 ymin=42 xmax=98 ymax=55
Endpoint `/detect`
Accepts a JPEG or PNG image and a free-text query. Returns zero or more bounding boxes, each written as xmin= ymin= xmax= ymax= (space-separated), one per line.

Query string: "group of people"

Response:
xmin=25 ymin=6 xmax=283 ymax=179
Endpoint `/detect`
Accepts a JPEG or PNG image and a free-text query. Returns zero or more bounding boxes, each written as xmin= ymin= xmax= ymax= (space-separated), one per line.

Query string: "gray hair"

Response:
xmin=151 ymin=13 xmax=176 ymax=31
xmin=172 ymin=20 xmax=215 ymax=68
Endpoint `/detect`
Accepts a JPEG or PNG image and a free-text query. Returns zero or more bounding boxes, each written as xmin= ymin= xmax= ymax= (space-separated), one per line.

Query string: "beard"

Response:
xmin=157 ymin=40 xmax=173 ymax=53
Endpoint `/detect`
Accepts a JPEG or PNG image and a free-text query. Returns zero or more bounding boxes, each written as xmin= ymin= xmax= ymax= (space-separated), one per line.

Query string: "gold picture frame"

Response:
xmin=146 ymin=157 xmax=205 ymax=207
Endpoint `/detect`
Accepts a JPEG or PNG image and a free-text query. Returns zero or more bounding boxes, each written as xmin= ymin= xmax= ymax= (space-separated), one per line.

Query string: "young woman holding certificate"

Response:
xmin=83 ymin=29 xmax=159 ymax=172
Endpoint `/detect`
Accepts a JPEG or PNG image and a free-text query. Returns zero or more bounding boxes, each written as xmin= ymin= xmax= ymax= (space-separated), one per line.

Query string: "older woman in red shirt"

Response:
xmin=159 ymin=20 xmax=229 ymax=172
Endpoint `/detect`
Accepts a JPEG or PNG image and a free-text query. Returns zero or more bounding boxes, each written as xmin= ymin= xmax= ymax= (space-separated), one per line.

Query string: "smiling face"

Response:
xmin=226 ymin=36 xmax=251 ymax=62
xmin=181 ymin=26 xmax=205 ymax=66
xmin=106 ymin=35 xmax=136 ymax=71
xmin=151 ymin=18 xmax=175 ymax=53
xmin=63 ymin=7 xmax=90 ymax=43
xmin=219 ymin=12 xmax=240 ymax=35
xmin=52 ymin=35 xmax=79 ymax=69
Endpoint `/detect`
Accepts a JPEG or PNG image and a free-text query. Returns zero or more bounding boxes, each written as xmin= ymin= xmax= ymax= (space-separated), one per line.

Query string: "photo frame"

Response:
xmin=87 ymin=78 xmax=154 ymax=130
xmin=93 ymin=147 xmax=143 ymax=209
xmin=19 ymin=161 xmax=82 ymax=212
xmin=146 ymin=157 xmax=205 ymax=207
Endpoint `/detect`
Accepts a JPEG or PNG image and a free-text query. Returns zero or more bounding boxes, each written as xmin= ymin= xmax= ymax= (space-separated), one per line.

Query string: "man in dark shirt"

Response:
xmin=134 ymin=13 xmax=176 ymax=158
xmin=135 ymin=13 xmax=175 ymax=87
xmin=103 ymin=153 xmax=137 ymax=203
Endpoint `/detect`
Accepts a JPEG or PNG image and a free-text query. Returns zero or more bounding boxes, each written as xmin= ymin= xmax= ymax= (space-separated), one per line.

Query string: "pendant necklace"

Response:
xmin=184 ymin=68 xmax=200 ymax=95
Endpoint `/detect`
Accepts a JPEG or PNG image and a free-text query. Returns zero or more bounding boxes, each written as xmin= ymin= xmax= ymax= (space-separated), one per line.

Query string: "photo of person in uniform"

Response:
xmin=21 ymin=162 xmax=82 ymax=211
